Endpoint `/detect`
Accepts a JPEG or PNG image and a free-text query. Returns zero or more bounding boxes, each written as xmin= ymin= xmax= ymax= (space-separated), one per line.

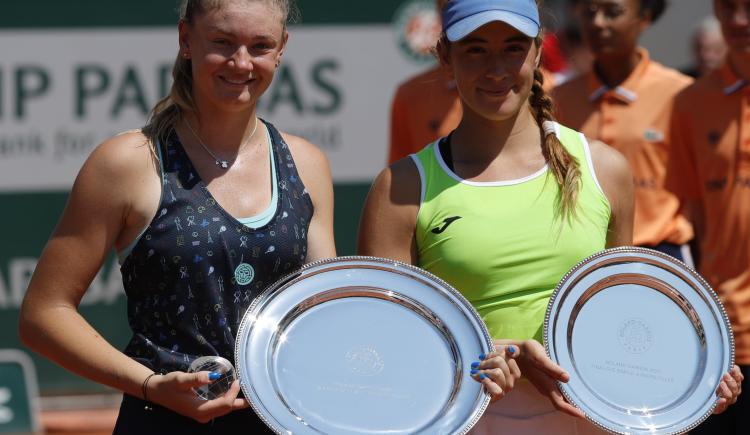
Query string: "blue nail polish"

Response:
xmin=479 ymin=353 xmax=486 ymax=360
xmin=470 ymin=369 xmax=479 ymax=375
xmin=479 ymin=374 xmax=487 ymax=380
xmin=471 ymin=361 xmax=480 ymax=369
xmin=507 ymin=345 xmax=516 ymax=355
xmin=208 ymin=372 xmax=221 ymax=381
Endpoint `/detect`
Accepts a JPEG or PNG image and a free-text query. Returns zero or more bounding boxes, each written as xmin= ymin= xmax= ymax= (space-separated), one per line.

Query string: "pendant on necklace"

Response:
xmin=216 ymin=160 xmax=229 ymax=169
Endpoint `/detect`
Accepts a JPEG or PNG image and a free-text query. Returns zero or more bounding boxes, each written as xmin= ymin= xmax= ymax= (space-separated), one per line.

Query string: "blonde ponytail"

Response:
xmin=141 ymin=54 xmax=195 ymax=151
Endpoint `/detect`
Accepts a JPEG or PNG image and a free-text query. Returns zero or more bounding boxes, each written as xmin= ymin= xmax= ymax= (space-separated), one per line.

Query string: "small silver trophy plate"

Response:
xmin=188 ymin=356 xmax=236 ymax=401
xmin=235 ymin=256 xmax=494 ymax=434
xmin=545 ymin=247 xmax=734 ymax=435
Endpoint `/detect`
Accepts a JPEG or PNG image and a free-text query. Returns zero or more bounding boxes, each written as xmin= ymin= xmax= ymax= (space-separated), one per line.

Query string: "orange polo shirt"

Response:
xmin=388 ymin=66 xmax=462 ymax=164
xmin=388 ymin=67 xmax=556 ymax=164
xmin=553 ymin=49 xmax=694 ymax=247
xmin=666 ymin=62 xmax=750 ymax=364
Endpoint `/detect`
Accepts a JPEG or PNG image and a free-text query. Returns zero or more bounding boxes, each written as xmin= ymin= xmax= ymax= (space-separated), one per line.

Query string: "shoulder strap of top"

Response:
xmin=157 ymin=128 xmax=189 ymax=174
xmin=263 ymin=119 xmax=293 ymax=175
xmin=154 ymin=136 xmax=166 ymax=178
xmin=263 ymin=119 xmax=285 ymax=152
xmin=411 ymin=141 xmax=440 ymax=206
xmin=260 ymin=119 xmax=286 ymax=176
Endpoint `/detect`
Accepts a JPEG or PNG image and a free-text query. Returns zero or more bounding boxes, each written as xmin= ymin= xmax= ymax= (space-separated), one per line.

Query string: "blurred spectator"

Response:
xmin=682 ymin=15 xmax=728 ymax=78
xmin=388 ymin=0 xmax=461 ymax=164
xmin=554 ymin=0 xmax=696 ymax=264
xmin=556 ymin=23 xmax=594 ymax=83
xmin=667 ymin=0 xmax=750 ymax=431
xmin=542 ymin=32 xmax=568 ymax=74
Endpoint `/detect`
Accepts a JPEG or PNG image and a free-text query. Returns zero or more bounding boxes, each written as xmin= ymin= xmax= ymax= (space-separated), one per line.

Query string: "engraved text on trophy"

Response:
xmin=618 ymin=318 xmax=653 ymax=354
xmin=345 ymin=346 xmax=385 ymax=376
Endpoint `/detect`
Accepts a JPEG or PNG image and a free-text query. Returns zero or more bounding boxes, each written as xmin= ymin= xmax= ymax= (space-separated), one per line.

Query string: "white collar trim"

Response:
xmin=433 ymin=128 xmax=552 ymax=187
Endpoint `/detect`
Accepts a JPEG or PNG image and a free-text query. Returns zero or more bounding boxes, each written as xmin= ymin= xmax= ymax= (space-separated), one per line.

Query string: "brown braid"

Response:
xmin=529 ymin=67 xmax=581 ymax=220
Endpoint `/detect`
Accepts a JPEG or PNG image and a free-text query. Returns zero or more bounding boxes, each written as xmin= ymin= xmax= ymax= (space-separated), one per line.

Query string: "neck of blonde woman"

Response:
xmin=184 ymin=106 xmax=260 ymax=154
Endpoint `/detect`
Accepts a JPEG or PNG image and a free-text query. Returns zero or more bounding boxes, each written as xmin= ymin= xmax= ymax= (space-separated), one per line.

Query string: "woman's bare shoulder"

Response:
xmin=380 ymin=156 xmax=421 ymax=199
xmin=279 ymin=131 xmax=333 ymax=205
xmin=85 ymin=130 xmax=156 ymax=178
xmin=587 ymin=138 xmax=632 ymax=188
xmin=72 ymin=130 xmax=160 ymax=219
xmin=280 ymin=131 xmax=328 ymax=168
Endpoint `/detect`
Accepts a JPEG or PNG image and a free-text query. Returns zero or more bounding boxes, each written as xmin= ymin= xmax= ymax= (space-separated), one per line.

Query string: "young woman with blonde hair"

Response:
xmin=19 ymin=0 xmax=335 ymax=433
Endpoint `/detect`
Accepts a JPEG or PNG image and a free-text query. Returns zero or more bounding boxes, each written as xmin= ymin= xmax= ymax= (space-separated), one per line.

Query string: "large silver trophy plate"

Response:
xmin=235 ymin=256 xmax=494 ymax=434
xmin=545 ymin=247 xmax=734 ymax=435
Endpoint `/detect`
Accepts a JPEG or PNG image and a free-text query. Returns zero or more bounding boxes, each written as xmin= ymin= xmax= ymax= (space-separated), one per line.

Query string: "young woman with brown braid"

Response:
xmin=358 ymin=0 xmax=634 ymax=432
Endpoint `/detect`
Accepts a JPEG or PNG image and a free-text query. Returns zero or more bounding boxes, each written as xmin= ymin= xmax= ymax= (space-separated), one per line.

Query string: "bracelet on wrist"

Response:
xmin=141 ymin=372 xmax=159 ymax=409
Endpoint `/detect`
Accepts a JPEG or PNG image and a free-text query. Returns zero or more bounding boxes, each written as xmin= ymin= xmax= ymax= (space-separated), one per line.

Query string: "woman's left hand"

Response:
xmin=713 ymin=365 xmax=743 ymax=414
xmin=148 ymin=371 xmax=250 ymax=422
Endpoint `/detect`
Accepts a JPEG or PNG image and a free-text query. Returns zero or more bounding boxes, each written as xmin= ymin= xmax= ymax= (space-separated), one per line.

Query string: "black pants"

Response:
xmin=112 ymin=394 xmax=275 ymax=435
xmin=640 ymin=241 xmax=695 ymax=269
xmin=689 ymin=365 xmax=750 ymax=435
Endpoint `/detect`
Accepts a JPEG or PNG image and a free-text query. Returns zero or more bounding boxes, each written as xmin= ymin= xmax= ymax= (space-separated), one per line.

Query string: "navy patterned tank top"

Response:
xmin=120 ymin=120 xmax=312 ymax=374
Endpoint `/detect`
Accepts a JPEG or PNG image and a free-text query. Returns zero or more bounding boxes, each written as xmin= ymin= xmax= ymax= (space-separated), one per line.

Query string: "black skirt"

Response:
xmin=112 ymin=394 xmax=275 ymax=435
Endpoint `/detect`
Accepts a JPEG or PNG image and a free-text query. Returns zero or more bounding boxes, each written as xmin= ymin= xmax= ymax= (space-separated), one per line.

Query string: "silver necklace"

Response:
xmin=184 ymin=117 xmax=259 ymax=169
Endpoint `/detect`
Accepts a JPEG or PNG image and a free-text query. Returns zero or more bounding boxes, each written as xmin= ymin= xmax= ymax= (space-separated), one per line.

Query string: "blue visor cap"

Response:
xmin=443 ymin=0 xmax=540 ymax=42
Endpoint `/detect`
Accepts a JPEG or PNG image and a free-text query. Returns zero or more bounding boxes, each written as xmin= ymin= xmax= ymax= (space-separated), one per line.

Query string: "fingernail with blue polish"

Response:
xmin=471 ymin=361 xmax=480 ymax=369
xmin=507 ymin=345 xmax=516 ymax=355
xmin=479 ymin=374 xmax=487 ymax=380
xmin=479 ymin=353 xmax=486 ymax=360
xmin=208 ymin=372 xmax=221 ymax=381
xmin=470 ymin=369 xmax=479 ymax=375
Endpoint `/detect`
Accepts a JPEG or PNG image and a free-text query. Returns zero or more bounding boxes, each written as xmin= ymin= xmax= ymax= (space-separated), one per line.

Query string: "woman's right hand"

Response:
xmin=517 ymin=339 xmax=585 ymax=418
xmin=471 ymin=344 xmax=522 ymax=403
xmin=147 ymin=371 xmax=250 ymax=423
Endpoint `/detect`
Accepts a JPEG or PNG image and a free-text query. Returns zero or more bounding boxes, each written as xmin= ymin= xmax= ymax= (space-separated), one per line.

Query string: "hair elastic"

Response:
xmin=542 ymin=120 xmax=556 ymax=137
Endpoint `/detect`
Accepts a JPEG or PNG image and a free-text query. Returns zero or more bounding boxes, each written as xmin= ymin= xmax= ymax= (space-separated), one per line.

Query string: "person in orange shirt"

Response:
xmin=553 ymin=0 xmax=696 ymax=264
xmin=388 ymin=0 xmax=460 ymax=164
xmin=388 ymin=62 xmax=463 ymax=164
xmin=666 ymin=0 xmax=750 ymax=432
xmin=388 ymin=0 xmax=557 ymax=164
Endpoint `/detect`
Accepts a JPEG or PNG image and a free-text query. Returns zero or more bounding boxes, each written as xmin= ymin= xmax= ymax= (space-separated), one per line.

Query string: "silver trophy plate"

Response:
xmin=545 ymin=247 xmax=734 ymax=435
xmin=235 ymin=256 xmax=494 ymax=434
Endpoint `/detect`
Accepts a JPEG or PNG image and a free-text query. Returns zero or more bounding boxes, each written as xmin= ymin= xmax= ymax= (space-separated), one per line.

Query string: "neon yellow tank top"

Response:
xmin=412 ymin=123 xmax=610 ymax=343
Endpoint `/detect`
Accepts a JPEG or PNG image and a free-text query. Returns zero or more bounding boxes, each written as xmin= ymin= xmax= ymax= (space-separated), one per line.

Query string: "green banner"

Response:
xmin=0 ymin=350 xmax=40 ymax=433
xmin=1 ymin=0 xmax=409 ymax=27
